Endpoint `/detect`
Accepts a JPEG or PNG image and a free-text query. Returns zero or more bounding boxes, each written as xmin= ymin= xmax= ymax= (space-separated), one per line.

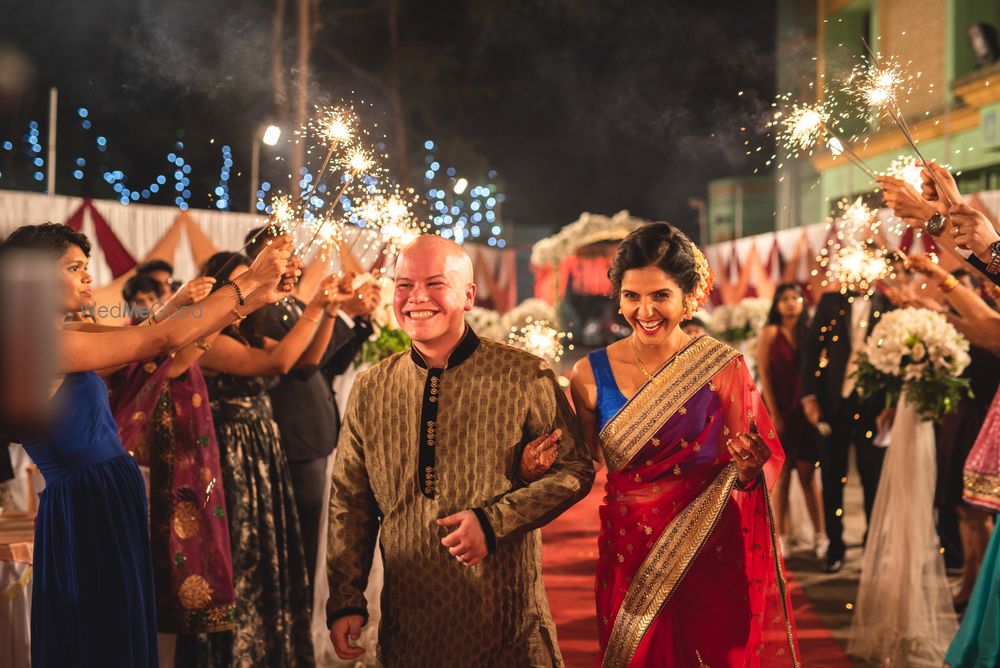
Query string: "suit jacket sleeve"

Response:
xmin=325 ymin=378 xmax=380 ymax=626
xmin=966 ymin=255 xmax=1000 ymax=287
xmin=322 ymin=318 xmax=373 ymax=380
xmin=800 ymin=294 xmax=829 ymax=400
xmin=475 ymin=362 xmax=595 ymax=546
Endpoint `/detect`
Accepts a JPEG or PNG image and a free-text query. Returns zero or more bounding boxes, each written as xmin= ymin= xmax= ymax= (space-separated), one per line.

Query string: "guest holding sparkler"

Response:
xmin=2 ymin=223 xmax=292 ymax=667
xmin=106 ymin=271 xmax=240 ymax=667
xmin=190 ymin=249 xmax=349 ymax=667
xmin=244 ymin=226 xmax=376 ymax=599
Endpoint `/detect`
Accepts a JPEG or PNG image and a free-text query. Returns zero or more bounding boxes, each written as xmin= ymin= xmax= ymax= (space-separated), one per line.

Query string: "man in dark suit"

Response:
xmin=248 ymin=230 xmax=380 ymax=594
xmin=800 ymin=289 xmax=894 ymax=572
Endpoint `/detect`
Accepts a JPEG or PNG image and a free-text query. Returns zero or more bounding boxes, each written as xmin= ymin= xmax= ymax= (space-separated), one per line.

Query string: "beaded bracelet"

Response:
xmin=218 ymin=278 xmax=245 ymax=306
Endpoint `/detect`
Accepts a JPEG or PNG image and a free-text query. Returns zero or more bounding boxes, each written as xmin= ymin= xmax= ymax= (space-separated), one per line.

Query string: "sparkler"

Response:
xmin=506 ymin=319 xmax=572 ymax=365
xmin=773 ymin=101 xmax=877 ymax=178
xmin=883 ymin=155 xmax=924 ymax=193
xmin=818 ymin=197 xmax=890 ymax=296
xmin=855 ymin=38 xmax=953 ymax=207
xmin=301 ymin=106 xmax=360 ymax=202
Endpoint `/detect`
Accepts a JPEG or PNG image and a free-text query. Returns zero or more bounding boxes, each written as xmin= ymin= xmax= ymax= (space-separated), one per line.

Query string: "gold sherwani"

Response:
xmin=327 ymin=329 xmax=595 ymax=667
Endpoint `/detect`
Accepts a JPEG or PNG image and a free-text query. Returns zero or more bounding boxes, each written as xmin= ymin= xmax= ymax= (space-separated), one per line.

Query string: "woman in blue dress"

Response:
xmin=4 ymin=223 xmax=293 ymax=667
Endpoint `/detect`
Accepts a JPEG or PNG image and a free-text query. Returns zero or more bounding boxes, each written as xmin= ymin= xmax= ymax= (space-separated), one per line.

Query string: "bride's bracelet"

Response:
xmin=734 ymin=472 xmax=763 ymax=492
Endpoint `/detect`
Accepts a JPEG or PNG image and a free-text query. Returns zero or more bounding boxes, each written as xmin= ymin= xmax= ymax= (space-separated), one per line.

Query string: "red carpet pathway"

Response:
xmin=540 ymin=469 xmax=857 ymax=667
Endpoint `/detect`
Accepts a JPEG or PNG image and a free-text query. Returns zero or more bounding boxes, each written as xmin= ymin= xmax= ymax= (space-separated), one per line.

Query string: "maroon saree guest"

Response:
xmin=110 ymin=357 xmax=236 ymax=634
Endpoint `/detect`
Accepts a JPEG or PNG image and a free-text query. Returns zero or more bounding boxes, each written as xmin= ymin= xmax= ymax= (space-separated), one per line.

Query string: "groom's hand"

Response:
xmin=329 ymin=614 xmax=366 ymax=660
xmin=437 ymin=510 xmax=488 ymax=566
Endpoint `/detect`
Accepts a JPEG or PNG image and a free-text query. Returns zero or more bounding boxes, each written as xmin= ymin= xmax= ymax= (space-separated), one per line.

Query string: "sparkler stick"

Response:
xmin=859 ymin=37 xmax=953 ymax=206
xmin=297 ymin=173 xmax=358 ymax=257
xmin=819 ymin=120 xmax=878 ymax=178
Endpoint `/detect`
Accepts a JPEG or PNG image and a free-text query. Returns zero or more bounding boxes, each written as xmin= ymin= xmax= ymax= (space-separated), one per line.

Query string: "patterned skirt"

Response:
xmin=179 ymin=395 xmax=314 ymax=667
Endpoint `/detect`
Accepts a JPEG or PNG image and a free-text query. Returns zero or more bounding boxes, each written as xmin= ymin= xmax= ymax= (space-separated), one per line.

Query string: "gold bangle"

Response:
xmin=940 ymin=275 xmax=959 ymax=293
xmin=194 ymin=339 xmax=212 ymax=351
xmin=231 ymin=306 xmax=247 ymax=320
xmin=301 ymin=314 xmax=321 ymax=324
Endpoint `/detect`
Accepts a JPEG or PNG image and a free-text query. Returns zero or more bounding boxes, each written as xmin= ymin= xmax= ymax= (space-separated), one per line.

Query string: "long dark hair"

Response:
xmin=199 ymin=251 xmax=265 ymax=347
xmin=767 ymin=282 xmax=809 ymax=347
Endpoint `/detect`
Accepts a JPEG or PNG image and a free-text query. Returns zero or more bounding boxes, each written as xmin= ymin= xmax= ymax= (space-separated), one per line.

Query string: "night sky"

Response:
xmin=0 ymin=0 xmax=775 ymax=241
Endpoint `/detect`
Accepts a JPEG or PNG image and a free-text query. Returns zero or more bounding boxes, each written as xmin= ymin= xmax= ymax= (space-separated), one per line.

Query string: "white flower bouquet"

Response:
xmin=711 ymin=297 xmax=771 ymax=343
xmin=852 ymin=307 xmax=971 ymax=421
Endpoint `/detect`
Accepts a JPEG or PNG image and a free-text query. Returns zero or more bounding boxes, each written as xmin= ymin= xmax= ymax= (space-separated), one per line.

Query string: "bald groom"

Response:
xmin=326 ymin=235 xmax=595 ymax=667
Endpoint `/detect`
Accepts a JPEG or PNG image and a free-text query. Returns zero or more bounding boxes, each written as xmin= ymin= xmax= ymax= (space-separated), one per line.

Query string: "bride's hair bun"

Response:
xmin=608 ymin=223 xmax=713 ymax=315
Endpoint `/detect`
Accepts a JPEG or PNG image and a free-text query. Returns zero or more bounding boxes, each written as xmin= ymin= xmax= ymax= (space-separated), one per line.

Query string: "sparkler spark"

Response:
xmin=506 ymin=319 xmax=572 ymax=365
xmin=776 ymin=103 xmax=828 ymax=155
xmin=270 ymin=194 xmax=297 ymax=232
xmin=346 ymin=148 xmax=374 ymax=174
xmin=883 ymin=155 xmax=924 ymax=193
xmin=819 ymin=197 xmax=889 ymax=296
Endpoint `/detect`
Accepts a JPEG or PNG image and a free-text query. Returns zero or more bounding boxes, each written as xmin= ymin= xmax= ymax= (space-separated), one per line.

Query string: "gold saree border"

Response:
xmin=963 ymin=469 xmax=1000 ymax=511
xmin=602 ymin=464 xmax=740 ymax=668
xmin=763 ymin=474 xmax=802 ymax=667
xmin=600 ymin=336 xmax=739 ymax=473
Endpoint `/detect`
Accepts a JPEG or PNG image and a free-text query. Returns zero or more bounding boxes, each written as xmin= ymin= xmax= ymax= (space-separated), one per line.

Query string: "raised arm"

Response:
xmin=198 ymin=300 xmax=328 ymax=377
xmin=59 ymin=241 xmax=292 ymax=373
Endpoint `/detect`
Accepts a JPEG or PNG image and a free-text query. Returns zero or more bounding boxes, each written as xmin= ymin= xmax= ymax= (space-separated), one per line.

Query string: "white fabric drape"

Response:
xmin=0 ymin=560 xmax=31 ymax=668
xmin=847 ymin=396 xmax=958 ymax=666
xmin=0 ymin=192 xmax=388 ymax=287
xmin=311 ymin=364 xmax=382 ymax=667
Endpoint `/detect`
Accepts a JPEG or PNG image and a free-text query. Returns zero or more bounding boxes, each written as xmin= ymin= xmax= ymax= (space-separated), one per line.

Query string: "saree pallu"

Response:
xmin=963 ymin=387 xmax=1000 ymax=512
xmin=596 ymin=337 xmax=799 ymax=667
xmin=110 ymin=359 xmax=236 ymax=634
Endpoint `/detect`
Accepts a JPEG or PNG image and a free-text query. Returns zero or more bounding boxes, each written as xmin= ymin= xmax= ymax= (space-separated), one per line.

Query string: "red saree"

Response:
xmin=595 ymin=336 xmax=799 ymax=667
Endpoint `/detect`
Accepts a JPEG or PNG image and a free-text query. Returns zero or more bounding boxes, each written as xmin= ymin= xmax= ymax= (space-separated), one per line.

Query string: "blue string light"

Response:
xmin=421 ymin=138 xmax=506 ymax=246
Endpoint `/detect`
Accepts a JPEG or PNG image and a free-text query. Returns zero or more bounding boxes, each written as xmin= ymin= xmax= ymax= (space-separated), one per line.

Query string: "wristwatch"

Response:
xmin=925 ymin=213 xmax=946 ymax=237
xmin=987 ymin=239 xmax=1000 ymax=274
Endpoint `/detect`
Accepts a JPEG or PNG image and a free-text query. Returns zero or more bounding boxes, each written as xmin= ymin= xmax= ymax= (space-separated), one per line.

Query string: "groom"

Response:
xmin=326 ymin=234 xmax=595 ymax=666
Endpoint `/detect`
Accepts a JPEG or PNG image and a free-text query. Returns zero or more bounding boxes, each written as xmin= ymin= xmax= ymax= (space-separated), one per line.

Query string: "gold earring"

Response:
xmin=617 ymin=308 xmax=622 ymax=315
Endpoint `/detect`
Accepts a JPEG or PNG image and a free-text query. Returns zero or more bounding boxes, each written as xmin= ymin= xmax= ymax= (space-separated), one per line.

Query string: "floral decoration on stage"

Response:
xmin=710 ymin=297 xmax=770 ymax=344
xmin=852 ymin=307 xmax=972 ymax=421
xmin=530 ymin=210 xmax=648 ymax=267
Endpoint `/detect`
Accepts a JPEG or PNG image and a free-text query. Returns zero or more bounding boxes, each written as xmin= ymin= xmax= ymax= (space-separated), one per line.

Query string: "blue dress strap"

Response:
xmin=588 ymin=348 xmax=628 ymax=430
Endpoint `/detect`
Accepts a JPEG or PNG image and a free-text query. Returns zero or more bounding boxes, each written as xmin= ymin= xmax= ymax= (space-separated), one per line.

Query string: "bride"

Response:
xmin=533 ymin=223 xmax=800 ymax=666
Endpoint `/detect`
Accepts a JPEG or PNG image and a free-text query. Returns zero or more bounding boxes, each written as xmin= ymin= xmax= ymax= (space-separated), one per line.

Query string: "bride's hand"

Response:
xmin=519 ymin=428 xmax=561 ymax=483
xmin=727 ymin=428 xmax=770 ymax=484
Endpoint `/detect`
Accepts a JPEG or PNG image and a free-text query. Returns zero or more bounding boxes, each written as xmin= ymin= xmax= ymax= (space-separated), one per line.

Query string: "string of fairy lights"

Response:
xmin=0 ymin=104 xmax=507 ymax=249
